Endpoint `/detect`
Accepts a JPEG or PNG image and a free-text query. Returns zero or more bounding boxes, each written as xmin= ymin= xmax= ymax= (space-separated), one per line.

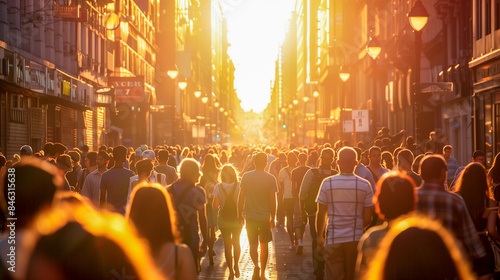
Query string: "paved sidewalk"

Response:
xmin=199 ymin=225 xmax=316 ymax=279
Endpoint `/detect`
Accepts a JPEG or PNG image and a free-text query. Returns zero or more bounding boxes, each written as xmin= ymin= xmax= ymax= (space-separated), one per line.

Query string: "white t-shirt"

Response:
xmin=279 ymin=167 xmax=294 ymax=199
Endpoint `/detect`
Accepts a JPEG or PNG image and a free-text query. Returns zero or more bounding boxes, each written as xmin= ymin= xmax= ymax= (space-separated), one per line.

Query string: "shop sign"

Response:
xmin=53 ymin=2 xmax=78 ymax=18
xmin=109 ymin=76 xmax=145 ymax=103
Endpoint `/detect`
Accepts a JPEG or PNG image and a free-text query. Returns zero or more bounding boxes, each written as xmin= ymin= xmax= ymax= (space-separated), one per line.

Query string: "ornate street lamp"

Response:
xmin=408 ymin=0 xmax=429 ymax=32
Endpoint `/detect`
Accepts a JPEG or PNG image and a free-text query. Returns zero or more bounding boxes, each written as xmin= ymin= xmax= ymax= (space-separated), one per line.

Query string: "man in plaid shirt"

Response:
xmin=417 ymin=155 xmax=485 ymax=259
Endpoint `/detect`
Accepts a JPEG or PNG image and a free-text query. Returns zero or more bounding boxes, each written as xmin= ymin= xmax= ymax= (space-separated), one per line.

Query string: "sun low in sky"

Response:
xmin=222 ymin=0 xmax=295 ymax=113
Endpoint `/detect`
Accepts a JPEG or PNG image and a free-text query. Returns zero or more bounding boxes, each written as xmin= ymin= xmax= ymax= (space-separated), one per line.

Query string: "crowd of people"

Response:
xmin=0 ymin=128 xmax=499 ymax=280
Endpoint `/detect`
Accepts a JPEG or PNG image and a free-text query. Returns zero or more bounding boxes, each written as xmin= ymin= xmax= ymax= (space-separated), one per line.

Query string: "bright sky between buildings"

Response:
xmin=222 ymin=0 xmax=295 ymax=113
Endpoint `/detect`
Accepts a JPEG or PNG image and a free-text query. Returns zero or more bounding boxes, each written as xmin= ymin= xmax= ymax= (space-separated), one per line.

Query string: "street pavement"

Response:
xmin=199 ymin=225 xmax=316 ymax=279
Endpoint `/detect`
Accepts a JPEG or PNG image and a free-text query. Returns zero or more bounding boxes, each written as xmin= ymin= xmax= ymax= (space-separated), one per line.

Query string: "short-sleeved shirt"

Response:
xmin=154 ymin=165 xmax=178 ymax=185
xmin=417 ymin=183 xmax=486 ymax=259
xmin=240 ymin=170 xmax=278 ymax=222
xmin=355 ymin=163 xmax=377 ymax=193
xmin=81 ymin=169 xmax=106 ymax=206
xmin=279 ymin=167 xmax=294 ymax=199
xmin=316 ymin=174 xmax=374 ymax=245
xmin=100 ymin=167 xmax=135 ymax=215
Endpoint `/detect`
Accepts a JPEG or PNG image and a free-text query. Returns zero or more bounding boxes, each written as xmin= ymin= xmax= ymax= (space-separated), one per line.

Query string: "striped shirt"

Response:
xmin=316 ymin=174 xmax=374 ymax=245
xmin=417 ymin=183 xmax=486 ymax=259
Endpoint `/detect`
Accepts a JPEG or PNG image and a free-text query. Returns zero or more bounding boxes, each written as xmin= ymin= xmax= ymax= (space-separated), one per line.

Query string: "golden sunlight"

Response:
xmin=224 ymin=0 xmax=295 ymax=112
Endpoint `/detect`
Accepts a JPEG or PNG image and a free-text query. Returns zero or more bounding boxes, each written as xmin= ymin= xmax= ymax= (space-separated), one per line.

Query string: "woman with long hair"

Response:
xmin=127 ymin=184 xmax=196 ymax=279
xmin=200 ymin=153 xmax=221 ymax=265
xmin=455 ymin=162 xmax=500 ymax=280
xmin=213 ymin=164 xmax=242 ymax=279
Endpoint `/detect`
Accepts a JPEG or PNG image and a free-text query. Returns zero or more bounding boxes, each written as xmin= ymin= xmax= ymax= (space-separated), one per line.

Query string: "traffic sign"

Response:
xmin=351 ymin=110 xmax=369 ymax=132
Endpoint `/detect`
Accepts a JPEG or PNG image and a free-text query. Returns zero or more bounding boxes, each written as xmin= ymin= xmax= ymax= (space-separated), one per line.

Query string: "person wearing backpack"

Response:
xmin=299 ymin=147 xmax=337 ymax=280
xmin=167 ymin=158 xmax=208 ymax=274
xmin=213 ymin=164 xmax=242 ymax=280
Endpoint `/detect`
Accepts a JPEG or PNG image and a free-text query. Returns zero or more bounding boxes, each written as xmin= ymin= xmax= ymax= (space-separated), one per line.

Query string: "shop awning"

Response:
xmin=40 ymin=94 xmax=91 ymax=111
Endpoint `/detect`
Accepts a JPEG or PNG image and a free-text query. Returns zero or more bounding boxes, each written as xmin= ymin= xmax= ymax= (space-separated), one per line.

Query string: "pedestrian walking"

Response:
xmin=278 ymin=152 xmax=298 ymax=250
xmin=238 ymin=152 xmax=277 ymax=280
xmin=356 ymin=171 xmax=417 ymax=277
xmin=127 ymin=184 xmax=197 ymax=280
xmin=291 ymin=153 xmax=310 ymax=255
xmin=316 ymin=147 xmax=374 ymax=280
xmin=75 ymin=151 xmax=97 ymax=193
xmin=299 ymin=147 xmax=337 ymax=280
xmin=81 ymin=151 xmax=109 ymax=206
xmin=213 ymin=164 xmax=243 ymax=279
xmin=455 ymin=162 xmax=500 ymax=279
xmin=167 ymin=158 xmax=208 ymax=273
xmin=200 ymin=153 xmax=221 ymax=266
xmin=417 ymin=155 xmax=486 ymax=261
xmin=155 ymin=150 xmax=178 ymax=185
xmin=100 ymin=145 xmax=135 ymax=215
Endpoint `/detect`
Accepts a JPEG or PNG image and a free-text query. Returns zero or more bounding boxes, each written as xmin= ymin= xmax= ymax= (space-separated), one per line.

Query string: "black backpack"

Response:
xmin=220 ymin=183 xmax=238 ymax=222
xmin=304 ymin=168 xmax=336 ymax=215
xmin=169 ymin=184 xmax=195 ymax=246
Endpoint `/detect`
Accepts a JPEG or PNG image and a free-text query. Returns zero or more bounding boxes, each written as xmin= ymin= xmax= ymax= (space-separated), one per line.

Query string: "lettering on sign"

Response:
xmin=109 ymin=76 xmax=145 ymax=103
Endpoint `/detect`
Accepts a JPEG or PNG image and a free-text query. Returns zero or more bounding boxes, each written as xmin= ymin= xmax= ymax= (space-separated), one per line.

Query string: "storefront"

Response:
xmin=470 ymin=56 xmax=500 ymax=167
xmin=0 ymin=48 xmax=90 ymax=157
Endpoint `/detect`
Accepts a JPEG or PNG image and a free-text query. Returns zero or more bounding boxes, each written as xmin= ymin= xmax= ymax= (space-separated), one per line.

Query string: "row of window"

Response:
xmin=477 ymin=0 xmax=500 ymax=39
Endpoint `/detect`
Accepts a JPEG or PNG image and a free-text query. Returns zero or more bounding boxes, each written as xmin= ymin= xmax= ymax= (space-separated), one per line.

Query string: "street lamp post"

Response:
xmin=194 ymin=91 xmax=201 ymax=145
xmin=339 ymin=69 xmax=350 ymax=140
xmin=303 ymin=96 xmax=309 ymax=145
xmin=367 ymin=37 xmax=382 ymax=137
xmin=178 ymin=80 xmax=188 ymax=145
xmin=313 ymin=90 xmax=319 ymax=144
xmin=201 ymin=96 xmax=208 ymax=144
xmin=214 ymin=101 xmax=220 ymax=143
xmin=408 ymin=0 xmax=429 ymax=147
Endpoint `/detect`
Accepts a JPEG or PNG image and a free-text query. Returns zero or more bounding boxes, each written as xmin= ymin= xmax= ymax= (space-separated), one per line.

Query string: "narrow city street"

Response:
xmin=200 ymin=225 xmax=316 ymax=280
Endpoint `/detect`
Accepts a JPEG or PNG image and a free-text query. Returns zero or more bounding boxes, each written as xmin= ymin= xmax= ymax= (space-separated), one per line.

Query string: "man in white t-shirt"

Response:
xmin=316 ymin=147 xmax=374 ymax=280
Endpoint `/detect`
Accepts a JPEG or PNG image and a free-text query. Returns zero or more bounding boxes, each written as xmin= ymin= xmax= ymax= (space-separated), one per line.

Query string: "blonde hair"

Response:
xmin=364 ymin=214 xmax=475 ymax=280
